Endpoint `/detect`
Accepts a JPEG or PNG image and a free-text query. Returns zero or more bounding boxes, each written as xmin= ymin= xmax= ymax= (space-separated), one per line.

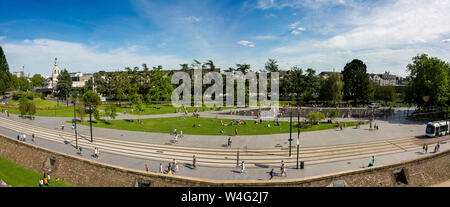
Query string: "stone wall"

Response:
xmin=0 ymin=134 xmax=449 ymax=187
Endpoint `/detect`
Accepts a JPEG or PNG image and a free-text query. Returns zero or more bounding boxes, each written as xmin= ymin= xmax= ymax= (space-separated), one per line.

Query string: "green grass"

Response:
xmin=98 ymin=104 xmax=234 ymax=115
xmin=8 ymin=98 xmax=61 ymax=108
xmin=1 ymin=105 xmax=105 ymax=118
xmin=0 ymin=156 xmax=74 ymax=187
xmin=74 ymin=116 xmax=362 ymax=136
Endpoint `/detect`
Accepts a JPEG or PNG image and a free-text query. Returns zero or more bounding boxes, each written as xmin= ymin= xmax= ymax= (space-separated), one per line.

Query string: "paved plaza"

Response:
xmin=0 ymin=107 xmax=449 ymax=181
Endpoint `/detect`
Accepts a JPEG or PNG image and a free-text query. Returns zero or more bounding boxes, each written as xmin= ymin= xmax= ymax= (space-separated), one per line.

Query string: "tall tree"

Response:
xmin=319 ymin=73 xmax=344 ymax=105
xmin=264 ymin=58 xmax=279 ymax=72
xmin=342 ymin=59 xmax=370 ymax=104
xmin=56 ymin=69 xmax=73 ymax=106
xmin=17 ymin=77 xmax=31 ymax=92
xmin=0 ymin=46 xmax=12 ymax=94
xmin=31 ymin=74 xmax=45 ymax=88
xmin=236 ymin=64 xmax=250 ymax=73
xmin=405 ymin=54 xmax=449 ymax=107
xmin=82 ymin=90 xmax=101 ymax=142
xmin=204 ymin=60 xmax=216 ymax=71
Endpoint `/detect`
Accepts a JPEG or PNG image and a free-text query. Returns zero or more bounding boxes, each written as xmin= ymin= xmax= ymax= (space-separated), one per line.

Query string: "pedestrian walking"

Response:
xmin=240 ymin=161 xmax=246 ymax=174
xmin=280 ymin=160 xmax=287 ymax=177
xmin=43 ymin=177 xmax=48 ymax=186
xmin=425 ymin=144 xmax=428 ymax=153
xmin=173 ymin=159 xmax=179 ymax=172
xmin=39 ymin=179 xmax=44 ymax=187
xmin=173 ymin=128 xmax=177 ymax=136
xmin=145 ymin=164 xmax=149 ymax=172
xmin=437 ymin=142 xmax=440 ymax=152
xmin=168 ymin=163 xmax=172 ymax=175
xmin=32 ymin=133 xmax=35 ymax=142
xmin=371 ymin=156 xmax=375 ymax=165
xmin=47 ymin=174 xmax=51 ymax=185
xmin=79 ymin=146 xmax=83 ymax=156
xmin=227 ymin=137 xmax=232 ymax=148
xmin=235 ymin=127 xmax=238 ymax=136
xmin=269 ymin=169 xmax=275 ymax=180
xmin=159 ymin=163 xmax=163 ymax=173
xmin=192 ymin=155 xmax=196 ymax=169
xmin=422 ymin=144 xmax=426 ymax=153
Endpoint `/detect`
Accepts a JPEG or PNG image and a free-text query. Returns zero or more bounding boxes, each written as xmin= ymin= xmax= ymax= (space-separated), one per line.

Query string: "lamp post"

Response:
xmin=288 ymin=107 xmax=293 ymax=157
xmin=73 ymin=96 xmax=78 ymax=149
xmin=89 ymin=105 xmax=93 ymax=143
xmin=296 ymin=110 xmax=300 ymax=169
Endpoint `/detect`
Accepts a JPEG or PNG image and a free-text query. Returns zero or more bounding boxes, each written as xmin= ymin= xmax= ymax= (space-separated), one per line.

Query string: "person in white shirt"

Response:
xmin=159 ymin=163 xmax=163 ymax=173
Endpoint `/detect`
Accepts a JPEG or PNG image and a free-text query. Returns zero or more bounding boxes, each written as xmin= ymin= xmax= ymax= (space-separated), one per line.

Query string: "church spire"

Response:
xmin=54 ymin=57 xmax=58 ymax=66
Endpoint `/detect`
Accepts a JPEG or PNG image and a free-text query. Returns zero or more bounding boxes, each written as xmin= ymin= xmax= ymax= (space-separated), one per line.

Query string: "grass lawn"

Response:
xmin=98 ymin=104 xmax=234 ymax=115
xmin=0 ymin=156 xmax=74 ymax=187
xmin=8 ymin=98 xmax=62 ymax=108
xmin=74 ymin=116 xmax=362 ymax=136
xmin=0 ymin=105 xmax=105 ymax=118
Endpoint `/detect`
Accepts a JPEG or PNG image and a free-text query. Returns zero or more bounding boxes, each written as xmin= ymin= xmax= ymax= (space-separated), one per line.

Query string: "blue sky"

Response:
xmin=1 ymin=0 xmax=449 ymax=77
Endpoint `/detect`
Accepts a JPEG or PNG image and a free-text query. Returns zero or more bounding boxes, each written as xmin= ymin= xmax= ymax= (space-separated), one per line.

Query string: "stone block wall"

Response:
xmin=0 ymin=135 xmax=449 ymax=187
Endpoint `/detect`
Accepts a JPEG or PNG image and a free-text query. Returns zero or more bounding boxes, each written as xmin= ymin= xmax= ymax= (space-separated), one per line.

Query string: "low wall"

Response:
xmin=0 ymin=134 xmax=449 ymax=187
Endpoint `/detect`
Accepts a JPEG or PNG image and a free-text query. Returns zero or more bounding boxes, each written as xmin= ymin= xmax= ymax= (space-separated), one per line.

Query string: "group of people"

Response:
xmin=423 ymin=143 xmax=441 ymax=153
xmin=17 ymin=133 xmax=27 ymax=142
xmin=39 ymin=173 xmax=51 ymax=187
xmin=1 ymin=108 xmax=9 ymax=117
xmin=268 ymin=160 xmax=287 ymax=179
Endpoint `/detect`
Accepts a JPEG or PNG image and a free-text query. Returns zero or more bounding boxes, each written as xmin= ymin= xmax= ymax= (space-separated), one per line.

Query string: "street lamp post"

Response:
xmin=73 ymin=98 xmax=78 ymax=149
xmin=296 ymin=110 xmax=300 ymax=169
xmin=288 ymin=108 xmax=293 ymax=157
xmin=89 ymin=105 xmax=93 ymax=143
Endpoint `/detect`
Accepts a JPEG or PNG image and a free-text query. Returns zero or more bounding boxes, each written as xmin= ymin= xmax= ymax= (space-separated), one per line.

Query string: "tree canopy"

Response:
xmin=0 ymin=46 xmax=13 ymax=94
xmin=342 ymin=59 xmax=370 ymax=104
xmin=405 ymin=54 xmax=449 ymax=107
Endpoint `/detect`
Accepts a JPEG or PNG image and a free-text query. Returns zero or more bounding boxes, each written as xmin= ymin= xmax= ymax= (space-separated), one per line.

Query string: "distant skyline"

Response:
xmin=1 ymin=0 xmax=450 ymax=77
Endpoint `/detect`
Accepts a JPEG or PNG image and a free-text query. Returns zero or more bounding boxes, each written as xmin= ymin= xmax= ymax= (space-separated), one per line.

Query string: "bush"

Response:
xmin=305 ymin=111 xmax=325 ymax=125
xmin=12 ymin=91 xmax=26 ymax=101
xmin=40 ymin=93 xmax=46 ymax=100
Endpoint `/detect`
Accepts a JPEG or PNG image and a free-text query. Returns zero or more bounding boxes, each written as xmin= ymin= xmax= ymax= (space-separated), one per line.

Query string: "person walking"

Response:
xmin=173 ymin=128 xmax=177 ymax=136
xmin=280 ymin=160 xmax=287 ymax=177
xmin=159 ymin=163 xmax=163 ymax=173
xmin=235 ymin=127 xmax=238 ymax=136
xmin=425 ymin=144 xmax=428 ymax=153
xmin=192 ymin=155 xmax=197 ymax=169
xmin=79 ymin=146 xmax=83 ymax=156
xmin=173 ymin=159 xmax=179 ymax=172
xmin=43 ymin=177 xmax=48 ymax=186
xmin=47 ymin=174 xmax=51 ymax=185
xmin=269 ymin=169 xmax=275 ymax=180
xmin=32 ymin=133 xmax=35 ymax=142
xmin=39 ymin=179 xmax=44 ymax=187
xmin=437 ymin=142 xmax=440 ymax=152
xmin=168 ymin=163 xmax=172 ymax=175
xmin=240 ymin=161 xmax=246 ymax=174
xmin=371 ymin=156 xmax=375 ymax=165
xmin=227 ymin=137 xmax=232 ymax=148
xmin=422 ymin=144 xmax=426 ymax=153
xmin=145 ymin=164 xmax=149 ymax=172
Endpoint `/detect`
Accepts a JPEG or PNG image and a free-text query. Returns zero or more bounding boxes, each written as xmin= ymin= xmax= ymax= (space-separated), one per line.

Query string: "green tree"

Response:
xmin=305 ymin=111 xmax=325 ymax=126
xmin=30 ymin=74 xmax=45 ymax=88
xmin=0 ymin=46 xmax=13 ymax=94
xmin=405 ymin=54 xmax=449 ymax=107
xmin=375 ymin=85 xmax=397 ymax=103
xmin=264 ymin=58 xmax=279 ymax=72
xmin=56 ymin=69 xmax=73 ymax=106
xmin=342 ymin=59 xmax=370 ymax=104
xmin=319 ymin=73 xmax=344 ymax=105
xmin=17 ymin=77 xmax=31 ymax=92
xmin=328 ymin=109 xmax=339 ymax=121
xmin=83 ymin=91 xmax=101 ymax=142
xmin=104 ymin=104 xmax=118 ymax=120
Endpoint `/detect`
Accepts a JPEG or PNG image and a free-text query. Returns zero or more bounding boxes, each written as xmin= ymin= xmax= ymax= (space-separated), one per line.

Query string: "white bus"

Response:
xmin=426 ymin=121 xmax=449 ymax=137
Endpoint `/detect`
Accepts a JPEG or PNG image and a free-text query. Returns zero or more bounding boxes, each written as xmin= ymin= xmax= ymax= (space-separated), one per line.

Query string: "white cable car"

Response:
xmin=426 ymin=121 xmax=449 ymax=137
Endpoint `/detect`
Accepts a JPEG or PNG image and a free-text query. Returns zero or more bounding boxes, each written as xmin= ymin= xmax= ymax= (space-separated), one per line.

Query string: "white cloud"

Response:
xmin=253 ymin=35 xmax=277 ymax=40
xmin=443 ymin=39 xmax=450 ymax=43
xmin=291 ymin=30 xmax=301 ymax=35
xmin=2 ymin=38 xmax=189 ymax=75
xmin=256 ymin=0 xmax=355 ymax=10
xmin=297 ymin=27 xmax=306 ymax=31
xmin=236 ymin=40 xmax=255 ymax=47
xmin=0 ymin=36 xmax=5 ymax=41
xmin=181 ymin=16 xmax=202 ymax=23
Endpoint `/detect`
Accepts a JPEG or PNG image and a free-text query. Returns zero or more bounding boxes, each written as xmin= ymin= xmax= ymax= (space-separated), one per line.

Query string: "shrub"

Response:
xmin=305 ymin=111 xmax=325 ymax=125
